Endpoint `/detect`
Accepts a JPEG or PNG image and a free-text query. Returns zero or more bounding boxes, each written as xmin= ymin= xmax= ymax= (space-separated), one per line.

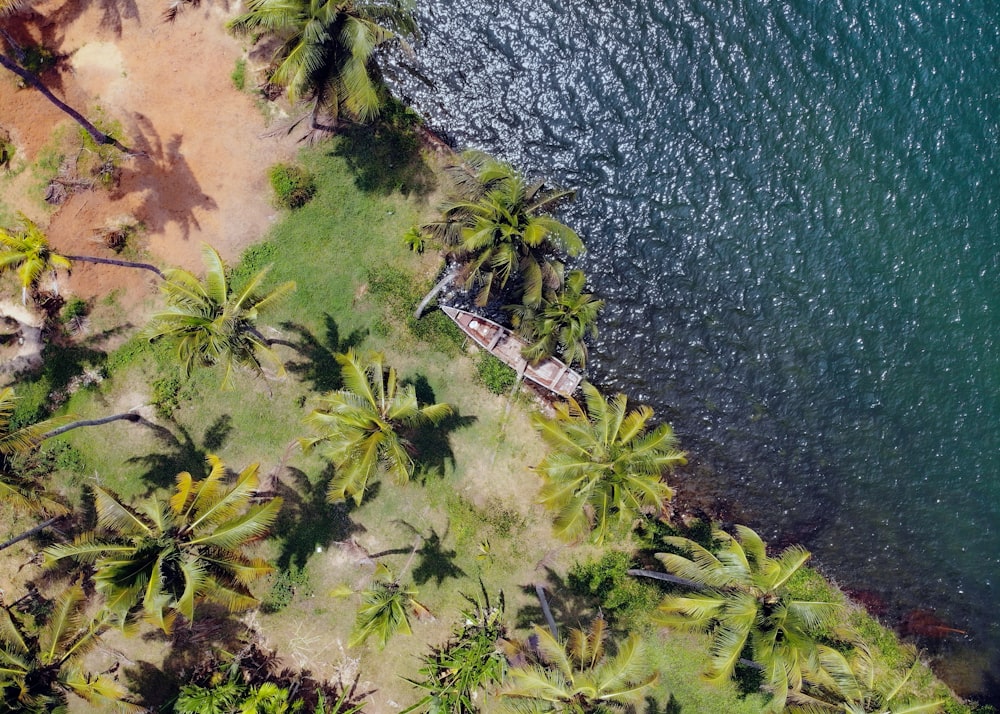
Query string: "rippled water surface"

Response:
xmin=388 ymin=0 xmax=1000 ymax=696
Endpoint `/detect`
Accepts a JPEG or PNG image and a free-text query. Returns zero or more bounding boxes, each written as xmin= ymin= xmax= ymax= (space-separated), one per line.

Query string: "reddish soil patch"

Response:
xmin=0 ymin=0 xmax=298 ymax=319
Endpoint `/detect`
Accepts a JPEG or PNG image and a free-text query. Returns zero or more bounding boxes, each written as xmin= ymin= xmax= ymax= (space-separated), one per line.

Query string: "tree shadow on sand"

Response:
xmin=277 ymin=315 xmax=367 ymax=393
xmin=116 ymin=113 xmax=216 ymax=239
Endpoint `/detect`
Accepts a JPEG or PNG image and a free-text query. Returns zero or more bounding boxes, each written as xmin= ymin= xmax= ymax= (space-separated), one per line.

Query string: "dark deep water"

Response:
xmin=387 ymin=0 xmax=1000 ymax=698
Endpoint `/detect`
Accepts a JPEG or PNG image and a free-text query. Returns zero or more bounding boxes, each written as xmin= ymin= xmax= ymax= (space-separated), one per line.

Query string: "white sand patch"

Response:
xmin=69 ymin=42 xmax=127 ymax=103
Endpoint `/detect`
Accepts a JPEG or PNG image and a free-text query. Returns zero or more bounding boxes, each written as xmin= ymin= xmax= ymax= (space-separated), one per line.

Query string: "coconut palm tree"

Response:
xmin=300 ymin=350 xmax=452 ymax=505
xmin=227 ymin=0 xmax=416 ymax=128
xmin=350 ymin=563 xmax=428 ymax=649
xmin=506 ymin=269 xmax=603 ymax=369
xmin=0 ymin=213 xmax=163 ymax=304
xmin=789 ymin=642 xmax=946 ymax=714
xmin=501 ymin=617 xmax=657 ymax=713
xmin=651 ymin=525 xmax=845 ymax=712
xmin=426 ymin=155 xmax=583 ymax=308
xmin=0 ymin=214 xmax=72 ymax=305
xmin=0 ymin=584 xmax=141 ymax=713
xmin=531 ymin=382 xmax=686 ymax=544
xmin=44 ymin=456 xmax=281 ymax=632
xmin=145 ymin=243 xmax=295 ymax=389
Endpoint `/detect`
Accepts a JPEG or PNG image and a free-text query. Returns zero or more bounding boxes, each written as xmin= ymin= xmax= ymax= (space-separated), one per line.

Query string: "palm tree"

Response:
xmin=501 ymin=617 xmax=657 ymax=713
xmin=350 ymin=563 xmax=428 ymax=649
xmin=427 ymin=155 xmax=583 ymax=308
xmin=531 ymin=382 xmax=686 ymax=544
xmin=506 ymin=269 xmax=603 ymax=369
xmin=0 ymin=213 xmax=164 ymax=304
xmin=227 ymin=0 xmax=417 ymax=128
xmin=300 ymin=350 xmax=452 ymax=505
xmin=789 ymin=642 xmax=946 ymax=714
xmin=650 ymin=525 xmax=844 ymax=712
xmin=0 ymin=213 xmax=71 ymax=305
xmin=44 ymin=455 xmax=281 ymax=632
xmin=0 ymin=584 xmax=141 ymax=713
xmin=144 ymin=243 xmax=295 ymax=389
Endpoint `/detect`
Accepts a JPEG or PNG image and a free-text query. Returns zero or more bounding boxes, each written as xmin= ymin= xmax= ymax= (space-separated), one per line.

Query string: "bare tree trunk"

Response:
xmin=42 ymin=412 xmax=141 ymax=439
xmin=413 ymin=262 xmax=460 ymax=319
xmin=0 ymin=52 xmax=137 ymax=155
xmin=534 ymin=583 xmax=559 ymax=639
xmin=0 ymin=516 xmax=60 ymax=552
xmin=627 ymin=568 xmax=705 ymax=590
xmin=65 ymin=255 xmax=164 ymax=279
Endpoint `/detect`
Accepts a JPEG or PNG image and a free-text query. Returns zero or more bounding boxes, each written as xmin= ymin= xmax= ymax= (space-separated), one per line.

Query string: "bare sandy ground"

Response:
xmin=0 ymin=0 xmax=298 ymax=312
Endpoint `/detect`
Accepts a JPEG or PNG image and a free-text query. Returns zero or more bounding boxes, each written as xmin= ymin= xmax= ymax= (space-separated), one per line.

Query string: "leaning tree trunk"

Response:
xmin=413 ymin=262 xmax=460 ymax=319
xmin=42 ymin=412 xmax=141 ymax=439
xmin=0 ymin=52 xmax=136 ymax=155
xmin=534 ymin=583 xmax=559 ymax=639
xmin=0 ymin=516 xmax=61 ymax=552
xmin=64 ymin=255 xmax=164 ymax=279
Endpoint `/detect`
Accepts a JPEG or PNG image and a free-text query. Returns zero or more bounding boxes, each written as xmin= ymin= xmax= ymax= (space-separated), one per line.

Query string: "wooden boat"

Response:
xmin=441 ymin=306 xmax=583 ymax=398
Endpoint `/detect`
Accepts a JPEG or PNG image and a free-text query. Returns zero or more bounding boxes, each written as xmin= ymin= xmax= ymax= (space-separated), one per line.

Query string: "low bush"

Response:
xmin=231 ymin=58 xmax=247 ymax=91
xmin=475 ymin=352 xmax=516 ymax=395
xmin=261 ymin=564 xmax=312 ymax=613
xmin=268 ymin=163 xmax=317 ymax=209
xmin=151 ymin=376 xmax=183 ymax=419
xmin=568 ymin=551 xmax=660 ymax=627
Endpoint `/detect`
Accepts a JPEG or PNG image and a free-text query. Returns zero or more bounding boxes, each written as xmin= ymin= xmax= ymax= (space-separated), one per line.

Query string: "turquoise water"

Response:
xmin=389 ymin=0 xmax=1000 ymax=697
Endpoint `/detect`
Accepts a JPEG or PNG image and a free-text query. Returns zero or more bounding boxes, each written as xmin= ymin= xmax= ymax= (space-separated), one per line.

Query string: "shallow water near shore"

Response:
xmin=388 ymin=0 xmax=1000 ymax=699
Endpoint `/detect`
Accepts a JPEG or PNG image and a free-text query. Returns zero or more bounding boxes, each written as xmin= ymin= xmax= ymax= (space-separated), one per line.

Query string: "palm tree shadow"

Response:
xmin=279 ymin=315 xmax=367 ymax=393
xmin=391 ymin=522 xmax=464 ymax=587
xmin=270 ymin=465 xmax=365 ymax=569
xmin=515 ymin=567 xmax=599 ymax=633
xmin=406 ymin=374 xmax=477 ymax=482
xmin=46 ymin=0 xmax=138 ymax=37
xmin=644 ymin=695 xmax=682 ymax=714
xmin=115 ymin=114 xmax=217 ymax=239
xmin=125 ymin=415 xmax=232 ymax=493
xmin=329 ymin=109 xmax=435 ymax=197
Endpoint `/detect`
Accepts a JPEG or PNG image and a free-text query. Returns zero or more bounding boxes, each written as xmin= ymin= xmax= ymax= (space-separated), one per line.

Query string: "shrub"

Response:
xmin=568 ymin=551 xmax=660 ymax=627
xmin=268 ymin=163 xmax=317 ymax=209
xmin=475 ymin=352 xmax=516 ymax=395
xmin=0 ymin=130 xmax=14 ymax=169
xmin=231 ymin=58 xmax=247 ymax=91
xmin=151 ymin=376 xmax=183 ymax=419
xmin=60 ymin=298 xmax=88 ymax=323
xmin=260 ymin=565 xmax=312 ymax=613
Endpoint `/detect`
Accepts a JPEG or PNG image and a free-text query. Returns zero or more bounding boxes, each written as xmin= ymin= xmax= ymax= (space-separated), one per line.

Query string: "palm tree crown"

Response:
xmin=228 ymin=0 xmax=417 ymax=125
xmin=300 ymin=350 xmax=453 ymax=505
xmin=507 ymin=269 xmax=603 ymax=369
xmin=426 ymin=153 xmax=583 ymax=308
xmin=501 ymin=617 xmax=657 ymax=713
xmin=653 ymin=525 xmax=844 ymax=712
xmin=45 ymin=456 xmax=281 ymax=632
xmin=532 ymin=382 xmax=686 ymax=544
xmin=145 ymin=243 xmax=295 ymax=388
xmin=0 ymin=213 xmax=71 ymax=304
xmin=0 ymin=584 xmax=141 ymax=713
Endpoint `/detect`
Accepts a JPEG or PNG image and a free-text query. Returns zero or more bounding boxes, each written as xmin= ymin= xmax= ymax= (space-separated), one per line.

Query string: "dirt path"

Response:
xmin=0 ymin=0 xmax=298 ymax=316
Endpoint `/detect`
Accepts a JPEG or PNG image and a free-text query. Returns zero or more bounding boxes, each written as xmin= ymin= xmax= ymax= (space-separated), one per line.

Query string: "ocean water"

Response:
xmin=387 ymin=0 xmax=1000 ymax=698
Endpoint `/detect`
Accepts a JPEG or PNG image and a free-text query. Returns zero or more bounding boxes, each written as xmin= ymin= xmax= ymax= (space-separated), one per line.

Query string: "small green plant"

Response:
xmin=76 ymin=111 xmax=126 ymax=189
xmin=231 ymin=58 xmax=247 ymax=91
xmin=150 ymin=376 xmax=183 ymax=419
xmin=19 ymin=45 xmax=57 ymax=79
xmin=60 ymin=297 xmax=88 ymax=323
xmin=475 ymin=352 xmax=516 ymax=395
xmin=568 ymin=551 xmax=660 ymax=627
xmin=403 ymin=226 xmax=425 ymax=253
xmin=0 ymin=130 xmax=14 ymax=170
xmin=269 ymin=163 xmax=317 ymax=209
xmin=260 ymin=565 xmax=312 ymax=613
